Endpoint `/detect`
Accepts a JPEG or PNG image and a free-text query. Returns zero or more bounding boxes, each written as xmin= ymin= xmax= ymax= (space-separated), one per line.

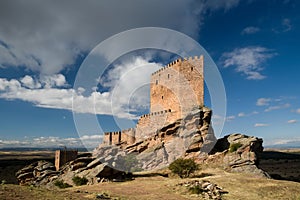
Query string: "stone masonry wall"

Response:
xmin=103 ymin=128 xmax=135 ymax=145
xmin=55 ymin=150 xmax=78 ymax=171
xmin=135 ymin=109 xmax=178 ymax=140
xmin=150 ymin=56 xmax=204 ymax=119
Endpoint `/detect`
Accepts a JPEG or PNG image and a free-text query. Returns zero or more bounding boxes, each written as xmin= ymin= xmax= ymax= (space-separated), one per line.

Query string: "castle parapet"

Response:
xmin=103 ymin=128 xmax=135 ymax=146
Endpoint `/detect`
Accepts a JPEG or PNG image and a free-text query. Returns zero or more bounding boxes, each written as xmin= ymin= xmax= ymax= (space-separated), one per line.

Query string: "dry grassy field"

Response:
xmin=258 ymin=148 xmax=300 ymax=182
xmin=1 ymin=168 xmax=300 ymax=200
xmin=1 ymin=149 xmax=300 ymax=199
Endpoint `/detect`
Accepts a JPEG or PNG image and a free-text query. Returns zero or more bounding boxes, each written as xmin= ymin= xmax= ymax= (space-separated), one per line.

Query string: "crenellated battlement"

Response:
xmin=151 ymin=55 xmax=203 ymax=75
xmin=139 ymin=109 xmax=172 ymax=119
xmin=103 ymin=128 xmax=135 ymax=145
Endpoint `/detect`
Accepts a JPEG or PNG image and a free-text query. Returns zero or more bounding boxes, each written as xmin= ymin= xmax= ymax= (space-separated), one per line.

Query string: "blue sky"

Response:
xmin=0 ymin=0 xmax=299 ymax=148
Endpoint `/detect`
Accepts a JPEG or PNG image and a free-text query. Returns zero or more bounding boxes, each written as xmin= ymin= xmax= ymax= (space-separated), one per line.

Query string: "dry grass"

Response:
xmin=72 ymin=168 xmax=300 ymax=200
xmin=1 ymin=167 xmax=300 ymax=200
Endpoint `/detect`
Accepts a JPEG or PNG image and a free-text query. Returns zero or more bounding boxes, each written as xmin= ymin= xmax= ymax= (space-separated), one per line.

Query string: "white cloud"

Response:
xmin=282 ymin=18 xmax=292 ymax=32
xmin=226 ymin=115 xmax=235 ymax=122
xmin=296 ymin=108 xmax=300 ymax=114
xmin=20 ymin=75 xmax=41 ymax=89
xmin=287 ymin=119 xmax=297 ymax=124
xmin=0 ymin=57 xmax=162 ymax=119
xmin=238 ymin=112 xmax=245 ymax=117
xmin=40 ymin=74 xmax=67 ymax=88
xmin=211 ymin=114 xmax=226 ymax=126
xmin=241 ymin=26 xmax=260 ymax=35
xmin=0 ymin=0 xmax=241 ymax=75
xmin=236 ymin=111 xmax=259 ymax=117
xmin=264 ymin=103 xmax=290 ymax=112
xmin=222 ymin=46 xmax=276 ymax=80
xmin=0 ymin=135 xmax=103 ymax=148
xmin=80 ymin=135 xmax=103 ymax=140
xmin=254 ymin=123 xmax=269 ymax=127
xmin=265 ymin=137 xmax=300 ymax=146
xmin=272 ymin=18 xmax=292 ymax=33
xmin=256 ymin=98 xmax=271 ymax=106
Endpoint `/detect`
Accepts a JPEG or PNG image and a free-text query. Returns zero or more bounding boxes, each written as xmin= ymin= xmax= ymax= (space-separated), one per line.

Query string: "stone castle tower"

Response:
xmin=150 ymin=55 xmax=204 ymax=119
xmin=104 ymin=55 xmax=204 ymax=145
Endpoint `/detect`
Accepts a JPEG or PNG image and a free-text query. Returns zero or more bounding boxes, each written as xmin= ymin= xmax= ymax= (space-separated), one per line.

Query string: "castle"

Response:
xmin=103 ymin=55 xmax=204 ymax=146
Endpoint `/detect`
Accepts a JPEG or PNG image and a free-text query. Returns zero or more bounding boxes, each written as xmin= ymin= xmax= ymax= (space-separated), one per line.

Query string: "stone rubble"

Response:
xmin=176 ymin=180 xmax=227 ymax=199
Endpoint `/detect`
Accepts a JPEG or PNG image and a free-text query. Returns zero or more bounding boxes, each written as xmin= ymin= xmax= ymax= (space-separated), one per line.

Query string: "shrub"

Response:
xmin=229 ymin=142 xmax=242 ymax=153
xmin=169 ymin=158 xmax=199 ymax=178
xmin=188 ymin=185 xmax=204 ymax=194
xmin=54 ymin=180 xmax=72 ymax=189
xmin=72 ymin=176 xmax=88 ymax=186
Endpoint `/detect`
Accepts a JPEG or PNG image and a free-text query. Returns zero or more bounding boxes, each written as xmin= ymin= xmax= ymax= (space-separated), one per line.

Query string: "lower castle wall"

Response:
xmin=103 ymin=128 xmax=135 ymax=145
xmin=135 ymin=110 xmax=178 ymax=140
xmin=55 ymin=150 xmax=78 ymax=171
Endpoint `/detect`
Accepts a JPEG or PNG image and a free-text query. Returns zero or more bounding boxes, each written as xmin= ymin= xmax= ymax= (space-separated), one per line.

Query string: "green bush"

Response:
xmin=229 ymin=142 xmax=242 ymax=153
xmin=72 ymin=176 xmax=88 ymax=186
xmin=169 ymin=158 xmax=199 ymax=178
xmin=188 ymin=185 xmax=204 ymax=194
xmin=54 ymin=180 xmax=72 ymax=188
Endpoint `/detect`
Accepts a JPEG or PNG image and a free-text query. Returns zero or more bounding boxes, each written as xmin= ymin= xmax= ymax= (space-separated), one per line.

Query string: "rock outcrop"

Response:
xmin=93 ymin=107 xmax=217 ymax=171
xmin=201 ymin=133 xmax=269 ymax=177
xmin=16 ymin=160 xmax=58 ymax=186
xmin=16 ymin=156 xmax=127 ymax=186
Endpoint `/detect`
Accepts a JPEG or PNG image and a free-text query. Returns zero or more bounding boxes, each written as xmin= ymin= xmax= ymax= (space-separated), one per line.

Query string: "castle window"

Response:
xmin=168 ymin=74 xmax=170 ymax=79
xmin=156 ymin=80 xmax=158 ymax=85
xmin=162 ymin=96 xmax=164 ymax=99
xmin=191 ymin=67 xmax=193 ymax=71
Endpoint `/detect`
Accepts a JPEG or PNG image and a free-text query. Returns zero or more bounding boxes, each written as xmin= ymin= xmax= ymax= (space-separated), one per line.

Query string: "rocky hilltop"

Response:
xmin=93 ymin=107 xmax=216 ymax=171
xmin=16 ymin=107 xmax=269 ymax=186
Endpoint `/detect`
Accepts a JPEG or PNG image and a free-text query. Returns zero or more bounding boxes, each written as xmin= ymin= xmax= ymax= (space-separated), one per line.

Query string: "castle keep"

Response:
xmin=103 ymin=55 xmax=204 ymax=145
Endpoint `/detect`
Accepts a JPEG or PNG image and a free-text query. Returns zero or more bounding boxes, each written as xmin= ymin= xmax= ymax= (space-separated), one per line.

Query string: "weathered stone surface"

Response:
xmin=176 ymin=180 xmax=227 ymax=199
xmin=93 ymin=107 xmax=216 ymax=171
xmin=202 ymin=133 xmax=269 ymax=178
xmin=16 ymin=161 xmax=59 ymax=186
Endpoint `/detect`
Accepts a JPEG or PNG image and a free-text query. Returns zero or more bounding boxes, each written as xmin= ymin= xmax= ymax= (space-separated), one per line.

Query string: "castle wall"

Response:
xmin=135 ymin=109 xmax=178 ymax=140
xmin=55 ymin=149 xmax=78 ymax=171
xmin=103 ymin=128 xmax=136 ymax=145
xmin=150 ymin=56 xmax=204 ymax=118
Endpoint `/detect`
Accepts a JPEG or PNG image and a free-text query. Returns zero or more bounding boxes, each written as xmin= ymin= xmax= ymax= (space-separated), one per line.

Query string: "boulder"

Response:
xmin=16 ymin=160 xmax=58 ymax=186
xmin=203 ymin=133 xmax=269 ymax=177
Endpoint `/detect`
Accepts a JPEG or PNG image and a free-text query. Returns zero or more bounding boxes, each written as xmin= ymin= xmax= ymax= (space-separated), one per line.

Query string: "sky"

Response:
xmin=0 ymin=0 xmax=299 ymax=148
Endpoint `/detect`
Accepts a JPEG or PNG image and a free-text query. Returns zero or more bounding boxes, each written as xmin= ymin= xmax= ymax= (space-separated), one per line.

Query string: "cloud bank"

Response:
xmin=0 ymin=0 xmax=240 ymax=75
xmin=0 ymin=57 xmax=161 ymax=119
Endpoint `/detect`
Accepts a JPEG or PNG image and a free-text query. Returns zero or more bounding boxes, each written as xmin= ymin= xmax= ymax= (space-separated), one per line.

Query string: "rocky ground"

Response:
xmin=1 ymin=167 xmax=300 ymax=200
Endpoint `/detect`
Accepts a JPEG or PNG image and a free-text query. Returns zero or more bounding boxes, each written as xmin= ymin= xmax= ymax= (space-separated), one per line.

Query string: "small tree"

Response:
xmin=72 ymin=176 xmax=88 ymax=186
xmin=54 ymin=180 xmax=72 ymax=188
xmin=169 ymin=158 xmax=199 ymax=178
